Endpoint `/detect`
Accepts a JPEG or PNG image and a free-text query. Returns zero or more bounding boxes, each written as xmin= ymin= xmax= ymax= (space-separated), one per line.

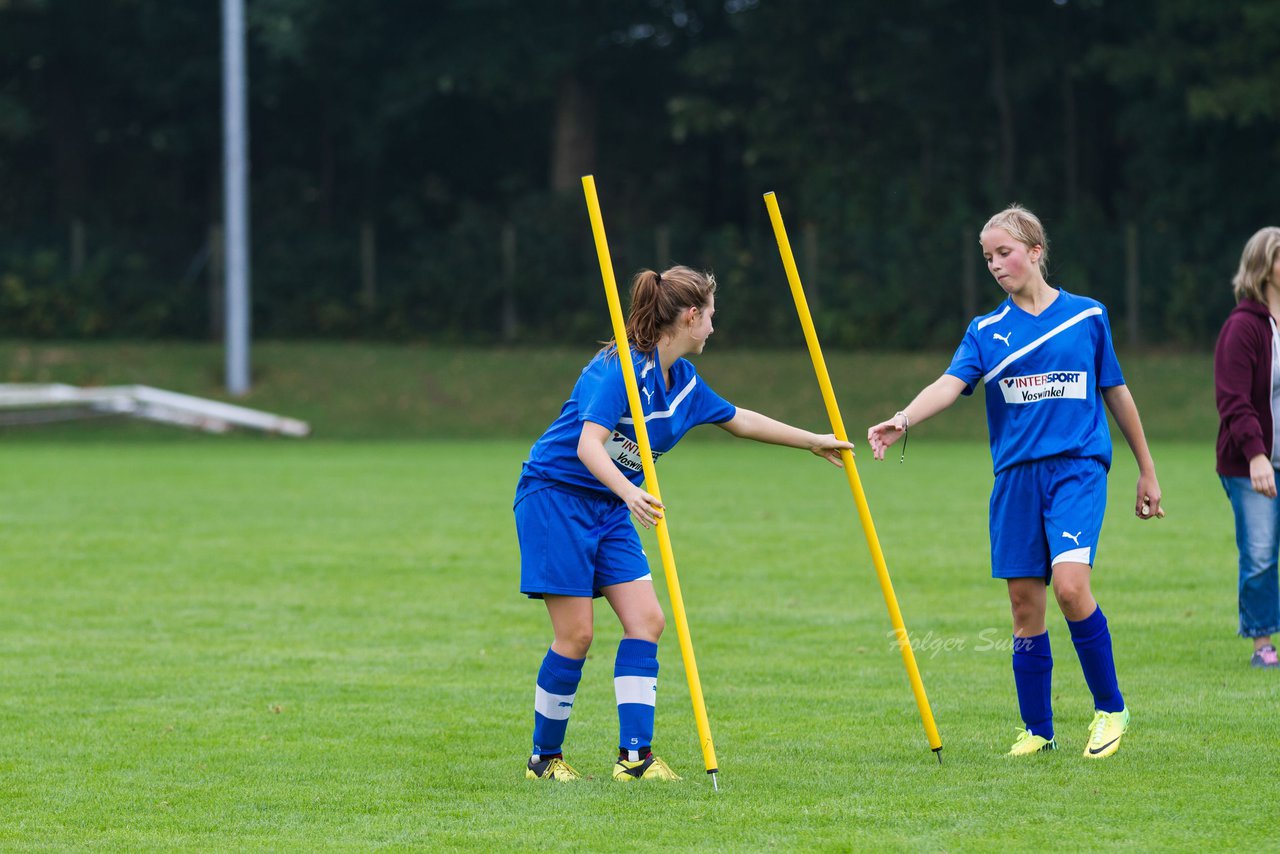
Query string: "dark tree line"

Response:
xmin=1 ymin=0 xmax=1278 ymax=347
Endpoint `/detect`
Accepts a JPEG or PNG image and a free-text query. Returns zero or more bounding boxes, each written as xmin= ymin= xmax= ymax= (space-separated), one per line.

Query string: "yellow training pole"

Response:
xmin=582 ymin=175 xmax=720 ymax=788
xmin=764 ymin=191 xmax=943 ymax=761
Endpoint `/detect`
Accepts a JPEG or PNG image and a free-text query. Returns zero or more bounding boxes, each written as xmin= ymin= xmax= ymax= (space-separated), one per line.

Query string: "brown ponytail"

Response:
xmin=602 ymin=265 xmax=716 ymax=354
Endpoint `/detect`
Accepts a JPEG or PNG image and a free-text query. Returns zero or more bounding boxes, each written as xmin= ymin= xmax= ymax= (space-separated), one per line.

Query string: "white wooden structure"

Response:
xmin=0 ymin=384 xmax=309 ymax=437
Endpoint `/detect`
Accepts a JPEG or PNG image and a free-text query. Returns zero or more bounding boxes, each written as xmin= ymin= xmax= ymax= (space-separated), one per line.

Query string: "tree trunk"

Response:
xmin=550 ymin=74 xmax=596 ymax=193
xmin=988 ymin=0 xmax=1015 ymax=201
xmin=501 ymin=223 xmax=518 ymax=342
xmin=803 ymin=222 xmax=820 ymax=313
xmin=44 ymin=61 xmax=87 ymax=228
xmin=917 ymin=119 xmax=935 ymax=206
xmin=1125 ymin=222 xmax=1141 ymax=348
xmin=69 ymin=218 xmax=85 ymax=277
xmin=655 ymin=225 xmax=671 ymax=269
xmin=360 ymin=221 xmax=377 ymax=309
xmin=209 ymin=224 xmax=225 ymax=340
xmin=1062 ymin=70 xmax=1079 ymax=214
xmin=318 ymin=122 xmax=335 ymax=229
xmin=963 ymin=227 xmax=978 ymax=322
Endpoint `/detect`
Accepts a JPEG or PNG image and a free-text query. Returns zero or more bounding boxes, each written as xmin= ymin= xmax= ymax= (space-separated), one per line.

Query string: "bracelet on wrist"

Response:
xmin=893 ymin=411 xmax=909 ymax=462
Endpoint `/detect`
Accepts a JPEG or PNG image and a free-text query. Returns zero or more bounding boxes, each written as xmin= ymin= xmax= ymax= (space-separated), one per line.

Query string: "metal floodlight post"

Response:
xmin=764 ymin=191 xmax=944 ymax=762
xmin=222 ymin=0 xmax=250 ymax=396
xmin=582 ymin=175 xmax=720 ymax=789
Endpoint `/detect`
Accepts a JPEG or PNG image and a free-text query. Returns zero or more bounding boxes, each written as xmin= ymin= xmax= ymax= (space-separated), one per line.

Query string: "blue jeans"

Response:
xmin=1221 ymin=476 xmax=1280 ymax=638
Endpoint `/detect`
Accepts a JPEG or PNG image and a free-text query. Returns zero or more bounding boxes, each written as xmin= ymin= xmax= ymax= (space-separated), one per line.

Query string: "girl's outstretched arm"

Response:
xmin=1102 ymin=384 xmax=1164 ymax=519
xmin=867 ymin=374 xmax=967 ymax=461
xmin=716 ymin=409 xmax=853 ymax=466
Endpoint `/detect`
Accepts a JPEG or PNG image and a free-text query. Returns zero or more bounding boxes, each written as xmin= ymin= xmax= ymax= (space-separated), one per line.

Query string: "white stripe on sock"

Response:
xmin=614 ymin=675 xmax=657 ymax=706
xmin=534 ymin=686 xmax=576 ymax=721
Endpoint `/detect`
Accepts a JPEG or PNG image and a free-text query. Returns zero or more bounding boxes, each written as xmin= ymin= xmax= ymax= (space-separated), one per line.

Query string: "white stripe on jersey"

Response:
xmin=534 ymin=686 xmax=576 ymax=721
xmin=618 ymin=376 xmax=698 ymax=424
xmin=614 ymin=675 xmax=657 ymax=706
xmin=982 ymin=307 xmax=1103 ymax=385
xmin=977 ymin=305 xmax=1011 ymax=330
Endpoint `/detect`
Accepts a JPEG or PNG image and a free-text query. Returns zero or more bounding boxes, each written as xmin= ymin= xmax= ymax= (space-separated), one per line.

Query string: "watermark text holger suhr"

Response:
xmin=888 ymin=629 xmax=1035 ymax=659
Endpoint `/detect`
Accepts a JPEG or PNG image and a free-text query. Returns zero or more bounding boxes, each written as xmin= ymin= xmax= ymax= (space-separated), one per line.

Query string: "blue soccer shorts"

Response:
xmin=989 ymin=456 xmax=1109 ymax=580
xmin=515 ymin=483 xmax=653 ymax=599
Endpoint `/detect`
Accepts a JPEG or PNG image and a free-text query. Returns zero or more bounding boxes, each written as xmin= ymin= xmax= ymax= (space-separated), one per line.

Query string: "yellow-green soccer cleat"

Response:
xmin=526 ymin=755 xmax=581 ymax=781
xmin=1007 ymin=729 xmax=1058 ymax=756
xmin=1083 ymin=707 xmax=1130 ymax=759
xmin=612 ymin=753 xmax=683 ymax=781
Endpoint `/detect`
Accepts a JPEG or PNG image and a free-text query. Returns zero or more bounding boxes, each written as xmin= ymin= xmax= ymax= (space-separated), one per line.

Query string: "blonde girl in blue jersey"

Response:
xmin=867 ymin=205 xmax=1163 ymax=759
xmin=517 ymin=265 xmax=852 ymax=781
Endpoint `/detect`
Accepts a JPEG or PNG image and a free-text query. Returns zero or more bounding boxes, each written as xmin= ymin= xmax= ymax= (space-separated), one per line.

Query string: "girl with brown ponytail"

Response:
xmin=515 ymin=264 xmax=852 ymax=782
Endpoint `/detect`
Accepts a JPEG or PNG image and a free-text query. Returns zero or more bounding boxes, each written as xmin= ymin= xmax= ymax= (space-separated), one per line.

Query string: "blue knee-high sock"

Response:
xmin=614 ymin=638 xmax=658 ymax=759
xmin=1067 ymin=605 xmax=1124 ymax=713
xmin=531 ymin=648 xmax=585 ymax=759
xmin=1012 ymin=631 xmax=1054 ymax=739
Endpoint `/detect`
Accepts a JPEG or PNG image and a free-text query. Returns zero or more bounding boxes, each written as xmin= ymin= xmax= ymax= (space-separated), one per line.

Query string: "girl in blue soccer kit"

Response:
xmin=867 ymin=205 xmax=1163 ymax=758
xmin=517 ymin=265 xmax=852 ymax=781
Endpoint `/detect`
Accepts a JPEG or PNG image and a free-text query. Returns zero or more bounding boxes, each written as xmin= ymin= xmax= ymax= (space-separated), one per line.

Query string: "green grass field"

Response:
xmin=1 ymin=436 xmax=1274 ymax=850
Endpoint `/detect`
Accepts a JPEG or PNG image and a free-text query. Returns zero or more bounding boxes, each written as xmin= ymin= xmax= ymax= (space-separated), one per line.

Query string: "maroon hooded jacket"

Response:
xmin=1215 ymin=299 xmax=1274 ymax=476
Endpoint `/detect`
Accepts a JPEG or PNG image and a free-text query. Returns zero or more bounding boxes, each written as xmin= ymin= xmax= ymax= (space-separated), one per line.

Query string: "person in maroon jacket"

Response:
xmin=1215 ymin=225 xmax=1280 ymax=669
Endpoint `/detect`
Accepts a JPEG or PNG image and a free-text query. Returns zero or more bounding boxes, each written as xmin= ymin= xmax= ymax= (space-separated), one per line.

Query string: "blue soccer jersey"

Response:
xmin=517 ymin=347 xmax=737 ymax=500
xmin=946 ymin=289 xmax=1125 ymax=474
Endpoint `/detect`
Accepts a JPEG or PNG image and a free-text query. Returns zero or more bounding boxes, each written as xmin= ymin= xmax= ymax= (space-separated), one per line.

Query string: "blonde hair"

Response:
xmin=1232 ymin=227 xmax=1280 ymax=303
xmin=602 ymin=265 xmax=716 ymax=354
xmin=981 ymin=204 xmax=1049 ymax=277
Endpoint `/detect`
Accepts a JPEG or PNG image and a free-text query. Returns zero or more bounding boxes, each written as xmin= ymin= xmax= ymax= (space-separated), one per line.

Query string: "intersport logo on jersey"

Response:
xmin=608 ymin=431 xmax=665 ymax=472
xmin=998 ymin=370 xmax=1088 ymax=404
